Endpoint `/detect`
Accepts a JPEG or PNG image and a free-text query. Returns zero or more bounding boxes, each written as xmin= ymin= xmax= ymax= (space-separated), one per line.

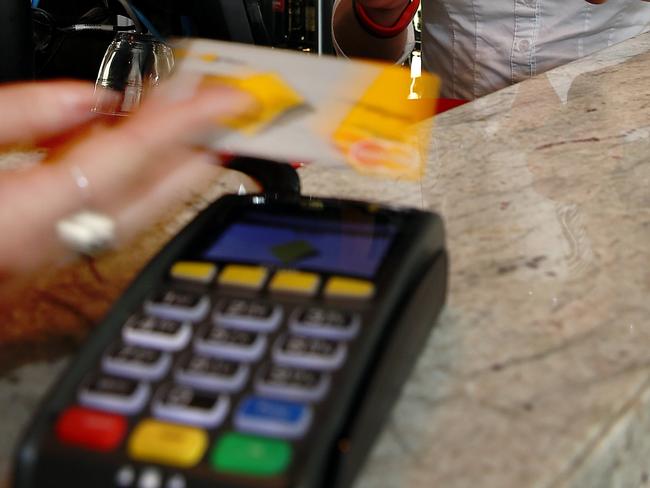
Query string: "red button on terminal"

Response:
xmin=56 ymin=406 xmax=127 ymax=452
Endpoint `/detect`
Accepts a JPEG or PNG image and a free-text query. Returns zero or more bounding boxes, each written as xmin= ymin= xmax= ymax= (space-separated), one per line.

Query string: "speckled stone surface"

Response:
xmin=299 ymin=33 xmax=650 ymax=488
xmin=2 ymin=33 xmax=650 ymax=487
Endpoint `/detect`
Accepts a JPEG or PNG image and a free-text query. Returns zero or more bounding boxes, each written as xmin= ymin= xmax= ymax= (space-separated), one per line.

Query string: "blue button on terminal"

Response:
xmin=234 ymin=395 xmax=312 ymax=440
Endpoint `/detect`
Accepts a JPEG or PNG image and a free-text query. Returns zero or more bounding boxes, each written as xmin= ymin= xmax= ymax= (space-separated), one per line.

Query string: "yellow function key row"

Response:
xmin=128 ymin=419 xmax=208 ymax=468
xmin=170 ymin=261 xmax=375 ymax=300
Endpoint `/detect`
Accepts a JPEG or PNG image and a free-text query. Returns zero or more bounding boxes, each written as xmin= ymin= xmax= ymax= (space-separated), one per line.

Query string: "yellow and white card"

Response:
xmin=174 ymin=39 xmax=439 ymax=180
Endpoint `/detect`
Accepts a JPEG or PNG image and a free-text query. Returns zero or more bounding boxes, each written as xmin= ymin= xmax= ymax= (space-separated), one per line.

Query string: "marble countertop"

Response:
xmin=2 ymin=32 xmax=650 ymax=487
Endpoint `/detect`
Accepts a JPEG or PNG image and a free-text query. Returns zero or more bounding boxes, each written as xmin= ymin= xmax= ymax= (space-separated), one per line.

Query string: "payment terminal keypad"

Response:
xmin=56 ymin=260 xmax=373 ymax=484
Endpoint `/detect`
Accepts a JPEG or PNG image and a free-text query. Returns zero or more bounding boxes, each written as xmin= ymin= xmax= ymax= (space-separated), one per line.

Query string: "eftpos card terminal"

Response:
xmin=12 ymin=192 xmax=447 ymax=488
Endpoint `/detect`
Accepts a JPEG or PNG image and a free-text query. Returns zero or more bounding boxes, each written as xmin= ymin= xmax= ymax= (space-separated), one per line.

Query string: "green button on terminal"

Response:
xmin=211 ymin=432 xmax=292 ymax=476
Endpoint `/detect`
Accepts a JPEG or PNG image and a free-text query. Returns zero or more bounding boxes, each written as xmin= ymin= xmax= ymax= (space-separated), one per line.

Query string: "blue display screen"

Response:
xmin=203 ymin=212 xmax=396 ymax=278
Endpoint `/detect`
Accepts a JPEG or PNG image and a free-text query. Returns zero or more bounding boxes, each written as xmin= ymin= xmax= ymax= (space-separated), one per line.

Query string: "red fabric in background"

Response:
xmin=435 ymin=98 xmax=468 ymax=114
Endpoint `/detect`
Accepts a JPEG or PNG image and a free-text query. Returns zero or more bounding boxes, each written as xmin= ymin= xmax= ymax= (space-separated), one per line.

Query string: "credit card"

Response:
xmin=174 ymin=39 xmax=440 ymax=180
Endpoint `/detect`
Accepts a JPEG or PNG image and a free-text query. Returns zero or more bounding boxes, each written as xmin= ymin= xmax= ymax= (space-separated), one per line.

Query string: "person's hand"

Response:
xmin=0 ymin=79 xmax=255 ymax=276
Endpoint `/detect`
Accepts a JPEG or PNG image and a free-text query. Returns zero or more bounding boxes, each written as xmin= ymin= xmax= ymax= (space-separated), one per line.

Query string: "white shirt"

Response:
xmin=333 ymin=0 xmax=650 ymax=99
xmin=423 ymin=0 xmax=650 ymax=99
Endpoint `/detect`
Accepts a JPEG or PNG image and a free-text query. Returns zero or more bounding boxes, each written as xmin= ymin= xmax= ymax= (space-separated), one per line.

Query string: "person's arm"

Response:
xmin=332 ymin=0 xmax=412 ymax=62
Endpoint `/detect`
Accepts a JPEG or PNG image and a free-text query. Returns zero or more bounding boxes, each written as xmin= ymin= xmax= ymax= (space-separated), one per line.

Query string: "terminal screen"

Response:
xmin=203 ymin=211 xmax=396 ymax=278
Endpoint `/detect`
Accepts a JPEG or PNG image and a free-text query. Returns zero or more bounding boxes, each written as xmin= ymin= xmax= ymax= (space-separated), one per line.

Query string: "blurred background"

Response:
xmin=0 ymin=0 xmax=422 ymax=83
xmin=1 ymin=0 xmax=332 ymax=82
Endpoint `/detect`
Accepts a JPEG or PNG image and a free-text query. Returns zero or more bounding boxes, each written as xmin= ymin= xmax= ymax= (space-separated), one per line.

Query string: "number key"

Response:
xmin=175 ymin=353 xmax=249 ymax=393
xmin=102 ymin=343 xmax=171 ymax=381
xmin=214 ymin=298 xmax=283 ymax=333
xmin=152 ymin=383 xmax=229 ymax=428
xmin=79 ymin=373 xmax=150 ymax=415
xmin=290 ymin=307 xmax=361 ymax=340
xmin=273 ymin=334 xmax=346 ymax=371
xmin=195 ymin=325 xmax=267 ymax=362
xmin=145 ymin=289 xmax=210 ymax=323
xmin=122 ymin=314 xmax=192 ymax=352
xmin=256 ymin=364 xmax=330 ymax=402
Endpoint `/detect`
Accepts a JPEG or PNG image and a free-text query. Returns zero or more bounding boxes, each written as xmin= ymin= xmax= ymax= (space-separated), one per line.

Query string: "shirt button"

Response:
xmin=517 ymin=39 xmax=531 ymax=52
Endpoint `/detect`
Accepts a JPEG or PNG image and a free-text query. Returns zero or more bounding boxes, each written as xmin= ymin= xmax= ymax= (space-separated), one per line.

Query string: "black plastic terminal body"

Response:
xmin=11 ymin=190 xmax=447 ymax=488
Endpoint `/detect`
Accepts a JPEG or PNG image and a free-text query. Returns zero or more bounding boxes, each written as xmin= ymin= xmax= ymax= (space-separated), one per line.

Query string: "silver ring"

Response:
xmin=56 ymin=166 xmax=116 ymax=256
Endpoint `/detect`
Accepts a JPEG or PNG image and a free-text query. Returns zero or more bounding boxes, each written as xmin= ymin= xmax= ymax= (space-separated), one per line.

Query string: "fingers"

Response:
xmin=56 ymin=84 xmax=256 ymax=209
xmin=0 ymin=80 xmax=256 ymax=273
xmin=0 ymin=149 xmax=217 ymax=272
xmin=0 ymin=81 xmax=98 ymax=148
xmin=0 ymin=148 xmax=224 ymax=271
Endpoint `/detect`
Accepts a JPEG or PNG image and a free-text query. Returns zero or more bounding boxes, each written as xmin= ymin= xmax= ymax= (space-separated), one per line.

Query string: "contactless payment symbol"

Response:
xmin=271 ymin=240 xmax=319 ymax=265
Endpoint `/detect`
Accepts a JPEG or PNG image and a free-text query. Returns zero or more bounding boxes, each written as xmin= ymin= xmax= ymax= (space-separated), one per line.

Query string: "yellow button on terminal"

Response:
xmin=128 ymin=419 xmax=208 ymax=468
xmin=219 ymin=265 xmax=268 ymax=290
xmin=270 ymin=270 xmax=320 ymax=295
xmin=324 ymin=277 xmax=375 ymax=300
xmin=171 ymin=261 xmax=217 ymax=284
